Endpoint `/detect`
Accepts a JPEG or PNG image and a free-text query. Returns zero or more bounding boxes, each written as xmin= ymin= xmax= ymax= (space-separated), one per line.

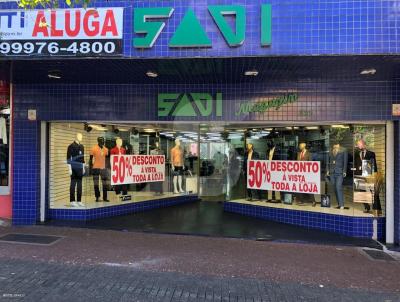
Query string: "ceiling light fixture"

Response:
xmin=244 ymin=70 xmax=259 ymax=76
xmin=146 ymin=71 xmax=158 ymax=78
xmin=360 ymin=68 xmax=376 ymax=75
xmin=48 ymin=70 xmax=61 ymax=79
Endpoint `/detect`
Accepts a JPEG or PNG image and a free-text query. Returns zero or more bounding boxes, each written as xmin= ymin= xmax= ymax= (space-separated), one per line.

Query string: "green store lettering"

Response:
xmin=236 ymin=93 xmax=298 ymax=116
xmin=134 ymin=5 xmax=272 ymax=48
xmin=158 ymin=93 xmax=223 ymax=117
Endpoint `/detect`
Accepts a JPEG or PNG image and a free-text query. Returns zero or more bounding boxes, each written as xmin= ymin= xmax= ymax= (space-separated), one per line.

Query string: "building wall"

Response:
xmin=0 ymin=0 xmax=400 ymax=58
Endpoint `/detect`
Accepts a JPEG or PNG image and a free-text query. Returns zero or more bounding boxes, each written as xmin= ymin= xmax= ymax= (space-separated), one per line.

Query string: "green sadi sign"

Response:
xmin=134 ymin=4 xmax=272 ymax=48
xmin=158 ymin=93 xmax=223 ymax=117
xmin=236 ymin=93 xmax=298 ymax=116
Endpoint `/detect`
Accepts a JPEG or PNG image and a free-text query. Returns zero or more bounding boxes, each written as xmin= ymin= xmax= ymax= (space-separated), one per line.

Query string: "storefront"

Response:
xmin=1 ymin=1 xmax=399 ymax=245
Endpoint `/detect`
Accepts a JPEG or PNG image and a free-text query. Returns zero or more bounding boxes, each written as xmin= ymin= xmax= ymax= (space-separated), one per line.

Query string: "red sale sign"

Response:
xmin=111 ymin=155 xmax=165 ymax=185
xmin=247 ymin=160 xmax=321 ymax=194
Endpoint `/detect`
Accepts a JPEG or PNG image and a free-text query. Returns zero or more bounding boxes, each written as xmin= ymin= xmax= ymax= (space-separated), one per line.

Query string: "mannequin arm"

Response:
xmin=68 ymin=164 xmax=72 ymax=176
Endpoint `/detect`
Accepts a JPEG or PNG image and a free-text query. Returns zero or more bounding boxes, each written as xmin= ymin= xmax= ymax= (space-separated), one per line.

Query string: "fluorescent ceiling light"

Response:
xmin=244 ymin=70 xmax=259 ymax=76
xmin=146 ymin=71 xmax=158 ymax=78
xmin=360 ymin=68 xmax=376 ymax=75
xmin=305 ymin=126 xmax=319 ymax=130
xmin=331 ymin=125 xmax=349 ymax=129
xmin=143 ymin=128 xmax=155 ymax=132
xmin=48 ymin=70 xmax=61 ymax=79
xmin=89 ymin=124 xmax=108 ymax=131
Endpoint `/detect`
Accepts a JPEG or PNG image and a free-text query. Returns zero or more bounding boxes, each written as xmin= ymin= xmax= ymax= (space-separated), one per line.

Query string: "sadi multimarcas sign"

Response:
xmin=111 ymin=155 xmax=165 ymax=185
xmin=0 ymin=8 xmax=123 ymax=56
xmin=247 ymin=160 xmax=321 ymax=194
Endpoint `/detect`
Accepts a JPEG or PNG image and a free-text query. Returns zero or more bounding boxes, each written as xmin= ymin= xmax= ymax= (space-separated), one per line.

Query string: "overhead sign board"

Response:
xmin=0 ymin=8 xmax=124 ymax=56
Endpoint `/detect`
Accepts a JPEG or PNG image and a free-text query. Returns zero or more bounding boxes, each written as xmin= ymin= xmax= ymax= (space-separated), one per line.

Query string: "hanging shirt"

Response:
xmin=171 ymin=146 xmax=184 ymax=167
xmin=0 ymin=117 xmax=7 ymax=145
xmin=110 ymin=146 xmax=126 ymax=155
xmin=90 ymin=145 xmax=109 ymax=169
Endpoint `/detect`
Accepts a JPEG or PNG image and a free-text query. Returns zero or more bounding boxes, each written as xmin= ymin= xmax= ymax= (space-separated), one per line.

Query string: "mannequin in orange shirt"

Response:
xmin=170 ymin=138 xmax=185 ymax=194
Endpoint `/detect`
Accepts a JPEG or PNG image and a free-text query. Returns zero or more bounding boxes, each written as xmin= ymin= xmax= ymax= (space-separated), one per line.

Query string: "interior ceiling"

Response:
xmin=10 ymin=55 xmax=400 ymax=84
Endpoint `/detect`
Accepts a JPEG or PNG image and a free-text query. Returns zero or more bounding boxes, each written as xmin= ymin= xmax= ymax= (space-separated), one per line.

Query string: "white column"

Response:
xmin=386 ymin=121 xmax=394 ymax=244
xmin=40 ymin=122 xmax=47 ymax=223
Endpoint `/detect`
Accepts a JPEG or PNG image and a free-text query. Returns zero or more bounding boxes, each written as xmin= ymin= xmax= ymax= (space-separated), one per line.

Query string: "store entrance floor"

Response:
xmin=49 ymin=201 xmax=381 ymax=248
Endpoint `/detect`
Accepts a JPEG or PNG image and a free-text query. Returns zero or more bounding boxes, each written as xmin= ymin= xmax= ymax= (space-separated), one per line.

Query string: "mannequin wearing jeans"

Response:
xmin=90 ymin=137 xmax=109 ymax=202
xmin=328 ymin=143 xmax=348 ymax=209
xmin=67 ymin=133 xmax=85 ymax=207
xmin=171 ymin=139 xmax=184 ymax=194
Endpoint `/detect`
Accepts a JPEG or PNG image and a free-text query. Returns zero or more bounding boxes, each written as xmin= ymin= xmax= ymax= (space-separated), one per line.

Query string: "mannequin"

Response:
xmin=296 ymin=142 xmax=314 ymax=206
xmin=243 ymin=143 xmax=261 ymax=201
xmin=170 ymin=138 xmax=185 ymax=194
xmin=67 ymin=133 xmax=85 ymax=207
xmin=328 ymin=142 xmax=348 ymax=209
xmin=150 ymin=141 xmax=164 ymax=195
xmin=266 ymin=140 xmax=281 ymax=203
xmin=110 ymin=138 xmax=127 ymax=195
xmin=90 ymin=137 xmax=109 ymax=202
xmin=354 ymin=139 xmax=379 ymax=213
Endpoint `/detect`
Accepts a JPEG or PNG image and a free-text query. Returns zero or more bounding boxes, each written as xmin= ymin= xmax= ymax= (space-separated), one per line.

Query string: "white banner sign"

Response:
xmin=0 ymin=8 xmax=123 ymax=56
xmin=247 ymin=160 xmax=321 ymax=194
xmin=111 ymin=155 xmax=165 ymax=185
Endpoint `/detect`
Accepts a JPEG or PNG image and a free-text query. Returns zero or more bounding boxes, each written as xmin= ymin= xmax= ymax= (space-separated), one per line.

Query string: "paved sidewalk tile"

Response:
xmin=0 ymin=258 xmax=398 ymax=302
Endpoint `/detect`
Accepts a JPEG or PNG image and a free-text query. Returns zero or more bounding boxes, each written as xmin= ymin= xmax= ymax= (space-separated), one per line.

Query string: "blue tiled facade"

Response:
xmin=224 ymin=202 xmax=386 ymax=240
xmin=49 ymin=195 xmax=198 ymax=221
xmin=1 ymin=0 xmax=400 ymax=57
xmin=1 ymin=0 xmax=399 ymax=243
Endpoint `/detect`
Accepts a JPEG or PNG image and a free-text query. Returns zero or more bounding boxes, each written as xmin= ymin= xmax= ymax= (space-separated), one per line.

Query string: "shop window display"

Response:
xmin=49 ymin=123 xmax=199 ymax=209
xmin=198 ymin=124 xmax=385 ymax=218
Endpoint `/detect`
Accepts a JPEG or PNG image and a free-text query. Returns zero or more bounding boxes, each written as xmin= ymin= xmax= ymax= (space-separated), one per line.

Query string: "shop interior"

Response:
xmin=49 ymin=122 xmax=386 ymax=218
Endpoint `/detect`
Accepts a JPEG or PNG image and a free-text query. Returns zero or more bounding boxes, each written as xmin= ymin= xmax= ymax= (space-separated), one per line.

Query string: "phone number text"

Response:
xmin=0 ymin=40 xmax=122 ymax=56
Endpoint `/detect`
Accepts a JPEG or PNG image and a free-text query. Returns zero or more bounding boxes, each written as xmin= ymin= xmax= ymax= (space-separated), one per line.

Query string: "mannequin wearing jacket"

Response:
xmin=296 ymin=142 xmax=315 ymax=206
xmin=354 ymin=139 xmax=379 ymax=213
xmin=67 ymin=133 xmax=85 ymax=207
xmin=328 ymin=143 xmax=348 ymax=209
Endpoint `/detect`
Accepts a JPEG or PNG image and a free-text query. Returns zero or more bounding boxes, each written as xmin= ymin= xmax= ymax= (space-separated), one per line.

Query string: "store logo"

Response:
xmin=158 ymin=93 xmax=223 ymax=117
xmin=134 ymin=4 xmax=271 ymax=48
xmin=236 ymin=93 xmax=298 ymax=116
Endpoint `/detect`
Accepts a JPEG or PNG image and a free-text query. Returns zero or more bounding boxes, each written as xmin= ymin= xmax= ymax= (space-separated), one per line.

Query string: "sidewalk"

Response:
xmin=0 ymin=225 xmax=399 ymax=301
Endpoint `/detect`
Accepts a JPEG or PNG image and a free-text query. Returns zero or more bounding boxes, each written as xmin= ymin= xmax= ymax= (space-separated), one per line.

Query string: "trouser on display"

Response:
xmin=114 ymin=185 xmax=128 ymax=195
xmin=330 ymin=173 xmax=344 ymax=207
xmin=173 ymin=166 xmax=184 ymax=193
xmin=245 ymin=173 xmax=262 ymax=200
xmin=70 ymin=168 xmax=83 ymax=202
xmin=92 ymin=168 xmax=108 ymax=201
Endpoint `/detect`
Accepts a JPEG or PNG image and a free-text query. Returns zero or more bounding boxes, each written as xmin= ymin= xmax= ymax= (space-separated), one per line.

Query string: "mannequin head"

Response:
xmin=246 ymin=143 xmax=253 ymax=152
xmin=175 ymin=139 xmax=181 ymax=147
xmin=333 ymin=143 xmax=340 ymax=151
xmin=116 ymin=138 xmax=122 ymax=148
xmin=356 ymin=139 xmax=366 ymax=150
xmin=299 ymin=142 xmax=306 ymax=151
xmin=76 ymin=133 xmax=83 ymax=143
xmin=97 ymin=137 xmax=105 ymax=148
